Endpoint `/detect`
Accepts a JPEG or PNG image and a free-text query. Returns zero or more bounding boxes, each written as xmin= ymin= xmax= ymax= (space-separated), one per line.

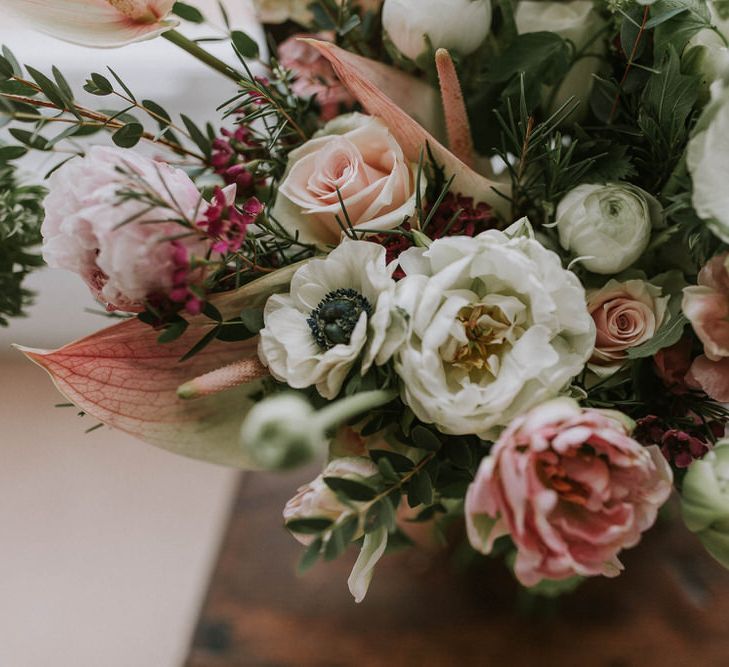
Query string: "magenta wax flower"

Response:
xmin=198 ymin=186 xmax=263 ymax=254
xmin=465 ymin=399 xmax=673 ymax=587
xmin=41 ymin=146 xmax=211 ymax=313
xmin=211 ymin=126 xmax=259 ymax=195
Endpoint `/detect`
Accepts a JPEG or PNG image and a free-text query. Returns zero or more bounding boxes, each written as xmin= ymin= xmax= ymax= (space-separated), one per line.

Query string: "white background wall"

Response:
xmin=0 ymin=3 xmax=264 ymax=665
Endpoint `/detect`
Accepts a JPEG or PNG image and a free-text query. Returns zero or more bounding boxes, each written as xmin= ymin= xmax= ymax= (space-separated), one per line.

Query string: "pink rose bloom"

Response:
xmin=272 ymin=113 xmax=418 ymax=246
xmin=42 ymin=146 xmax=210 ymax=313
xmin=278 ymin=33 xmax=355 ymax=121
xmin=465 ymin=398 xmax=673 ymax=586
xmin=683 ymin=253 xmax=729 ymax=402
xmin=587 ymin=279 xmax=668 ymax=376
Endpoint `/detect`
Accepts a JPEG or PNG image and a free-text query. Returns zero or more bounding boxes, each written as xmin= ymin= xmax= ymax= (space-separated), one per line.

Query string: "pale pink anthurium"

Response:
xmin=4 ymin=0 xmax=179 ymax=48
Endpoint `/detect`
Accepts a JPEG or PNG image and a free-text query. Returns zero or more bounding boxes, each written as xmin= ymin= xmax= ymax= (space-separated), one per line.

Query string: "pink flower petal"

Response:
xmin=688 ymin=356 xmax=729 ymax=403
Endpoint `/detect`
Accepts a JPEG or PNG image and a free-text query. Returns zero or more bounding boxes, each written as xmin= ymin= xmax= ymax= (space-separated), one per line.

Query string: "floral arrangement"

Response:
xmin=3 ymin=0 xmax=729 ymax=603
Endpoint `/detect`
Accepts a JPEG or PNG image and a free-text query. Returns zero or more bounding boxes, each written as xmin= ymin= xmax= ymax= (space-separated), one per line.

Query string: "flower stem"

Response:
xmin=162 ymin=30 xmax=242 ymax=83
xmin=313 ymin=389 xmax=398 ymax=433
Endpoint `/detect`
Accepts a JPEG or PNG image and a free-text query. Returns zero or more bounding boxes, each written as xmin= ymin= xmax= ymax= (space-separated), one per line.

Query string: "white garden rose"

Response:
xmin=687 ymin=77 xmax=729 ymax=243
xmin=272 ymin=113 xmax=419 ymax=247
xmin=258 ymin=240 xmax=403 ymax=399
xmin=284 ymin=456 xmax=379 ymax=545
xmin=515 ymin=0 xmax=607 ymax=120
xmin=382 ymin=0 xmax=492 ymax=62
xmin=556 ymin=183 xmax=663 ymax=275
xmin=392 ymin=225 xmax=596 ymax=438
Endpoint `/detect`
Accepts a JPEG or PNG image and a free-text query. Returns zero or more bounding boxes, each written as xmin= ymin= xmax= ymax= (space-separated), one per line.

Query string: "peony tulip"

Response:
xmin=4 ymin=0 xmax=178 ymax=48
xmin=466 ymin=398 xmax=673 ymax=586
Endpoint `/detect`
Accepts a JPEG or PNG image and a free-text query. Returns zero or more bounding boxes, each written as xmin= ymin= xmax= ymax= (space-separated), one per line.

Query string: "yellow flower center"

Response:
xmin=450 ymin=304 xmax=520 ymax=374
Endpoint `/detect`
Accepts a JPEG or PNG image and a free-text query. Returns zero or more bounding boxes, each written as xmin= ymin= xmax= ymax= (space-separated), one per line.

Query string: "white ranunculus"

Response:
xmin=283 ymin=456 xmax=379 ymax=545
xmin=272 ymin=113 xmax=419 ymax=247
xmin=687 ymin=78 xmax=729 ymax=243
xmin=556 ymin=183 xmax=663 ymax=275
xmin=682 ymin=440 xmax=729 ymax=570
xmin=392 ymin=224 xmax=596 ymax=438
xmin=515 ymin=0 xmax=607 ymax=119
xmin=258 ymin=240 xmax=402 ymax=399
xmin=382 ymin=0 xmax=492 ymax=62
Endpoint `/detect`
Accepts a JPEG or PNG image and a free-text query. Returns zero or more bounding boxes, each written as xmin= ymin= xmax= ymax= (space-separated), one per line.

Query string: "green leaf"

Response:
xmin=407 ymin=470 xmax=433 ymax=507
xmin=179 ymin=324 xmax=222 ymax=361
xmin=0 ymin=146 xmax=28 ymax=160
xmin=107 ymin=66 xmax=136 ymax=102
xmin=26 ymin=65 xmax=67 ymax=110
xmin=112 ymin=122 xmax=144 ymax=148
xmin=157 ymin=318 xmax=189 ymax=344
xmin=652 ymin=0 xmax=712 ymax=53
xmin=172 ymin=1 xmax=205 ymax=22
xmin=84 ymin=73 xmax=113 ymax=96
xmin=9 ymin=128 xmax=48 ymax=151
xmin=369 ymin=449 xmax=414 ymax=473
xmin=0 ymin=55 xmax=13 ymax=80
xmin=627 ymin=313 xmax=688 ymax=358
xmin=142 ymin=99 xmax=172 ymax=125
xmin=239 ymin=307 xmax=264 ymax=333
xmin=285 ymin=517 xmax=333 ymax=534
xmin=483 ymin=32 xmax=570 ymax=86
xmin=180 ymin=114 xmax=211 ymax=157
xmin=323 ymin=476 xmax=377 ymax=501
xmin=297 ymin=537 xmax=323 ymax=574
xmin=231 ymin=30 xmax=260 ymax=59
xmin=411 ymin=425 xmax=442 ymax=452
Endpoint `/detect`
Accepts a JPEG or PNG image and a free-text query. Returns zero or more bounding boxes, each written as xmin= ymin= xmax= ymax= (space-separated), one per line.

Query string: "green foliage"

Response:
xmin=0 ymin=162 xmax=46 ymax=326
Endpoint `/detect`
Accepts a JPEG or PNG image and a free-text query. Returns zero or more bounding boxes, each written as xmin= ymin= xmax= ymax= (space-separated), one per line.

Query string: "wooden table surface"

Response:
xmin=186 ymin=467 xmax=729 ymax=667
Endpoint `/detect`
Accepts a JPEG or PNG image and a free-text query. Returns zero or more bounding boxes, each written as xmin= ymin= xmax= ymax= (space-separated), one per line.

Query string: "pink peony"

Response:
xmin=465 ymin=398 xmax=673 ymax=586
xmin=587 ymin=279 xmax=668 ymax=376
xmin=42 ymin=146 xmax=211 ymax=313
xmin=278 ymin=33 xmax=355 ymax=121
xmin=683 ymin=253 xmax=729 ymax=402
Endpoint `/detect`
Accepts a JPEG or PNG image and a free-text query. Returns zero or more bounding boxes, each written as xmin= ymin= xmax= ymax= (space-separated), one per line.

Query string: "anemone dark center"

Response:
xmin=307 ymin=288 xmax=372 ymax=350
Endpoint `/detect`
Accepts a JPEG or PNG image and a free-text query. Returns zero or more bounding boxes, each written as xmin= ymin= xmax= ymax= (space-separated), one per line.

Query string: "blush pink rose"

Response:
xmin=278 ymin=33 xmax=355 ymax=121
xmin=272 ymin=113 xmax=419 ymax=246
xmin=587 ymin=279 xmax=668 ymax=376
xmin=683 ymin=253 xmax=729 ymax=403
xmin=465 ymin=398 xmax=673 ymax=586
xmin=683 ymin=253 xmax=729 ymax=361
xmin=41 ymin=146 xmax=211 ymax=313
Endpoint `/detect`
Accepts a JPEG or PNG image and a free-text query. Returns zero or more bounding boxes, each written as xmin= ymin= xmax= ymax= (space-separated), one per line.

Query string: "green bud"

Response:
xmin=681 ymin=440 xmax=729 ymax=570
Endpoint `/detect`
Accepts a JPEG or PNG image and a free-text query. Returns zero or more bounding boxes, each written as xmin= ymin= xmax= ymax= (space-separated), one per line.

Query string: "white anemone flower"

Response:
xmin=392 ymin=224 xmax=596 ymax=438
xmin=4 ymin=0 xmax=178 ymax=48
xmin=258 ymin=240 xmax=403 ymax=399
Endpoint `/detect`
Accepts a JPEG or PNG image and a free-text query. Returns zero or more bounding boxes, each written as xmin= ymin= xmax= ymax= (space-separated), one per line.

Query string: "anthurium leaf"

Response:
xmin=14 ymin=267 xmax=304 ymax=467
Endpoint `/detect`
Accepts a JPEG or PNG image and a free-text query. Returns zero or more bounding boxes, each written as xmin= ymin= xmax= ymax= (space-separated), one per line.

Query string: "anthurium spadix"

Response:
xmin=306 ymin=40 xmax=511 ymax=218
xmin=15 ymin=264 xmax=302 ymax=468
xmin=4 ymin=0 xmax=178 ymax=48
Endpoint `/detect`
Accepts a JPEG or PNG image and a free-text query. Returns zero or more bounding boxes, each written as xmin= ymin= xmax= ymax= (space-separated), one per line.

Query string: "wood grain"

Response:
xmin=187 ymin=468 xmax=729 ymax=667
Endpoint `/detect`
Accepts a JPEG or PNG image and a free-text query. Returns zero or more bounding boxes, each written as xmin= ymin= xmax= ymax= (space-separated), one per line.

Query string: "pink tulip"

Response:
xmin=465 ymin=399 xmax=673 ymax=586
xmin=5 ymin=0 xmax=177 ymax=48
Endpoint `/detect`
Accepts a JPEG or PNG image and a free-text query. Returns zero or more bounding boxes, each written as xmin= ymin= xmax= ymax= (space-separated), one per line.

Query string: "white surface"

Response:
xmin=0 ymin=360 xmax=239 ymax=667
xmin=0 ymin=5 xmax=263 ymax=665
